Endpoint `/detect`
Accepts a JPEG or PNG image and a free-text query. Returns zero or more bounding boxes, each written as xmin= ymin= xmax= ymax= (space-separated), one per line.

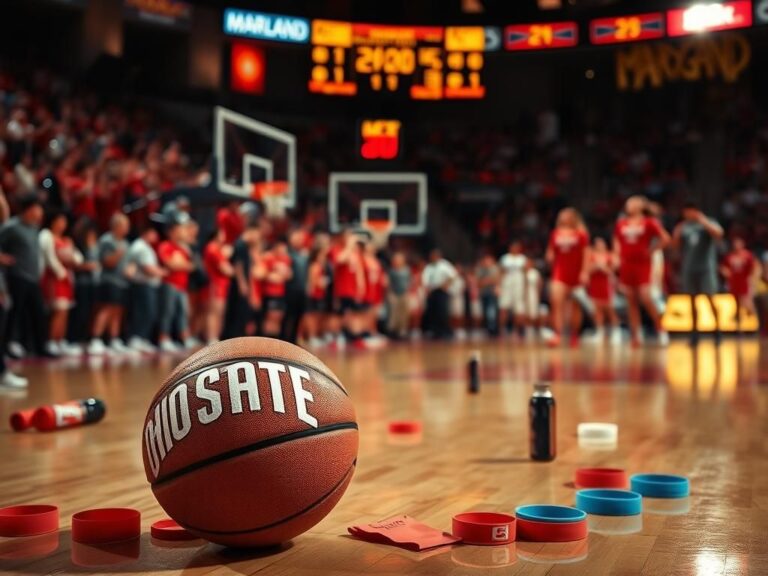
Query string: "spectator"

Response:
xmin=721 ymin=236 xmax=756 ymax=334
xmin=584 ymin=237 xmax=621 ymax=344
xmin=476 ymin=253 xmax=500 ymax=336
xmin=283 ymin=228 xmax=309 ymax=344
xmin=223 ymin=222 xmax=261 ymax=339
xmin=126 ymin=224 xmax=165 ymax=353
xmin=331 ymin=230 xmax=366 ymax=349
xmin=68 ymin=218 xmax=100 ymax=346
xmin=261 ymin=241 xmax=292 ymax=339
xmin=157 ymin=213 xmax=195 ymax=352
xmin=421 ymin=249 xmax=457 ymax=340
xmin=303 ymin=244 xmax=331 ymax=348
xmin=0 ymin=194 xmax=47 ymax=358
xmin=202 ymin=228 xmax=233 ymax=344
xmin=0 ymin=189 xmax=26 ymax=388
xmin=89 ymin=213 xmax=131 ymax=355
xmin=39 ymin=211 xmax=82 ymax=356
xmin=499 ymin=241 xmax=527 ymax=337
xmin=387 ymin=251 xmax=411 ymax=340
xmin=361 ymin=240 xmax=386 ymax=344
xmin=217 ymin=200 xmax=246 ymax=245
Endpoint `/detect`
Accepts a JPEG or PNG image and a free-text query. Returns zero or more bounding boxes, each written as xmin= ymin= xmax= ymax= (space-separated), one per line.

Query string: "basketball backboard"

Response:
xmin=213 ymin=106 xmax=297 ymax=208
xmin=328 ymin=172 xmax=428 ymax=235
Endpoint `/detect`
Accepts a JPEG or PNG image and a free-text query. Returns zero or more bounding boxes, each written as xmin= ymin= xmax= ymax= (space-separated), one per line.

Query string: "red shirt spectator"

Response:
xmin=261 ymin=250 xmax=291 ymax=298
xmin=217 ymin=204 xmax=245 ymax=245
xmin=722 ymin=245 xmax=755 ymax=297
xmin=158 ymin=240 xmax=191 ymax=291
xmin=203 ymin=240 xmax=232 ymax=301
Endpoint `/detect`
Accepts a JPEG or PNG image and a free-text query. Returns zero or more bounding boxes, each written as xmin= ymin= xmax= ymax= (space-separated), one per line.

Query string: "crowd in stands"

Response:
xmin=1 ymin=65 xmax=768 ymax=390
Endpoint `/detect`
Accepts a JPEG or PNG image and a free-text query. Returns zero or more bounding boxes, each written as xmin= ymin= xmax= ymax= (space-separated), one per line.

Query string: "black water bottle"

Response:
xmin=468 ymin=350 xmax=480 ymax=394
xmin=529 ymin=382 xmax=556 ymax=461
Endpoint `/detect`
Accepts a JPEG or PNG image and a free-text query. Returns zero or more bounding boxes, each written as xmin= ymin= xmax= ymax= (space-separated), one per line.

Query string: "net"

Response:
xmin=362 ymin=219 xmax=394 ymax=249
xmin=252 ymin=181 xmax=289 ymax=219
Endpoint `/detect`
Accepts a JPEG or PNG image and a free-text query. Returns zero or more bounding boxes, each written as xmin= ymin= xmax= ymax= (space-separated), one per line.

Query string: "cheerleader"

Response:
xmin=585 ymin=237 xmax=621 ymax=344
xmin=40 ymin=211 xmax=82 ymax=356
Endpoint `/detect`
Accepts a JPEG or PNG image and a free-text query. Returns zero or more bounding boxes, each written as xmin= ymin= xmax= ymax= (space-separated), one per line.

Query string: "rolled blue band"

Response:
xmin=630 ymin=474 xmax=690 ymax=498
xmin=575 ymin=489 xmax=642 ymax=516
xmin=514 ymin=505 xmax=586 ymax=523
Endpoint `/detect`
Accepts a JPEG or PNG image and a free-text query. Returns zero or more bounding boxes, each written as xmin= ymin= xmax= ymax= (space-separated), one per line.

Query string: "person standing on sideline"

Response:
xmin=126 ymin=224 xmax=165 ymax=353
xmin=303 ymin=245 xmax=331 ymax=348
xmin=283 ymin=228 xmax=309 ymax=343
xmin=476 ymin=253 xmax=501 ymax=337
xmin=0 ymin=188 xmax=26 ymax=387
xmin=545 ymin=207 xmax=590 ymax=347
xmin=387 ymin=251 xmax=411 ymax=340
xmin=68 ymin=218 xmax=100 ymax=348
xmin=202 ymin=228 xmax=234 ymax=344
xmin=422 ymin=249 xmax=457 ymax=340
xmin=614 ymin=195 xmax=670 ymax=347
xmin=39 ymin=211 xmax=82 ymax=356
xmin=498 ymin=241 xmax=527 ymax=336
xmin=673 ymin=203 xmax=724 ymax=345
xmin=0 ymin=194 xmax=48 ymax=359
xmin=721 ymin=236 xmax=756 ymax=334
xmin=223 ymin=222 xmax=261 ymax=339
xmin=157 ymin=213 xmax=196 ymax=352
xmin=88 ymin=213 xmax=132 ymax=355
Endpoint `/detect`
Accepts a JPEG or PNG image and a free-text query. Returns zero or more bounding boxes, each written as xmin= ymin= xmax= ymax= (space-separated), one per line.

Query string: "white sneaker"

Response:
xmin=610 ymin=328 xmax=623 ymax=345
xmin=45 ymin=341 xmax=61 ymax=356
xmin=184 ymin=337 xmax=202 ymax=350
xmin=0 ymin=371 xmax=28 ymax=388
xmin=87 ymin=338 xmax=107 ymax=355
xmin=582 ymin=330 xmax=604 ymax=344
xmin=141 ymin=339 xmax=158 ymax=353
xmin=657 ymin=331 xmax=670 ymax=346
xmin=7 ymin=341 xmax=26 ymax=359
xmin=59 ymin=341 xmax=82 ymax=356
xmin=308 ymin=337 xmax=325 ymax=350
xmin=110 ymin=339 xmax=135 ymax=355
xmin=160 ymin=339 xmax=181 ymax=353
xmin=129 ymin=337 xmax=156 ymax=354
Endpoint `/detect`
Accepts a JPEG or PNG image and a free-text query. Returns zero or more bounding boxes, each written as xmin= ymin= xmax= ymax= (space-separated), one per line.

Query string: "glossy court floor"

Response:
xmin=0 ymin=338 xmax=766 ymax=575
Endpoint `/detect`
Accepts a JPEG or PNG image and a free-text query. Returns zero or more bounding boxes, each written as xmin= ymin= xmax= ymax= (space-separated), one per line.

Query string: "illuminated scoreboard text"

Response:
xmin=309 ymin=21 xmax=487 ymax=100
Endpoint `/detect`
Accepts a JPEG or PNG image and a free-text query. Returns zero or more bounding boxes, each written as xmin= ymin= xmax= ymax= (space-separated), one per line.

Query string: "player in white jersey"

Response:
xmin=498 ymin=241 xmax=527 ymax=336
xmin=522 ymin=257 xmax=543 ymax=340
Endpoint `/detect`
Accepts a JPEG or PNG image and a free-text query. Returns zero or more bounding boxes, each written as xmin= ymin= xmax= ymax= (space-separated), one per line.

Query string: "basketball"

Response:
xmin=141 ymin=337 xmax=358 ymax=547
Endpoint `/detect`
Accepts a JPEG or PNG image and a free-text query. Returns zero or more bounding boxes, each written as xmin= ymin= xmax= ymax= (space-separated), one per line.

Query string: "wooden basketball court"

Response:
xmin=1 ymin=339 xmax=766 ymax=575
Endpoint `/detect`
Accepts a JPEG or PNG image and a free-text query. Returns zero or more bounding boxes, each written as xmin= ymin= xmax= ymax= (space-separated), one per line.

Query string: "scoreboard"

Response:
xmin=309 ymin=21 xmax=489 ymax=100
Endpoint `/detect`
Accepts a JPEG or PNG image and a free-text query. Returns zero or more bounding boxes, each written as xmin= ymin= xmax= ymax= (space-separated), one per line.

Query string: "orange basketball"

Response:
xmin=141 ymin=337 xmax=358 ymax=547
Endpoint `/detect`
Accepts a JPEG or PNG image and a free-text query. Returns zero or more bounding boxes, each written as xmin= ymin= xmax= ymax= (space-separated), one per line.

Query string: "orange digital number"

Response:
xmin=529 ymin=24 xmax=553 ymax=47
xmin=615 ymin=17 xmax=641 ymax=40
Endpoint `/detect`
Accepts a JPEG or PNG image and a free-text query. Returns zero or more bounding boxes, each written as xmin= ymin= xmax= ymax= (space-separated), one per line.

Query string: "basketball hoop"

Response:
xmin=362 ymin=219 xmax=393 ymax=249
xmin=252 ymin=181 xmax=289 ymax=219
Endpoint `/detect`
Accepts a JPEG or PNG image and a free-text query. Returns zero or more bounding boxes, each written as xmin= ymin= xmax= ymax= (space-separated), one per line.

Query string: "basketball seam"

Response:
xmin=173 ymin=463 xmax=356 ymax=536
xmin=151 ymin=355 xmax=348 ymax=404
xmin=151 ymin=422 xmax=358 ymax=486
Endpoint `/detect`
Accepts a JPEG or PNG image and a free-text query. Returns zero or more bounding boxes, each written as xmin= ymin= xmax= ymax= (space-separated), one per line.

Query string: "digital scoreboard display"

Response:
xmin=590 ymin=13 xmax=665 ymax=45
xmin=504 ymin=22 xmax=578 ymax=50
xmin=309 ymin=21 xmax=488 ymax=100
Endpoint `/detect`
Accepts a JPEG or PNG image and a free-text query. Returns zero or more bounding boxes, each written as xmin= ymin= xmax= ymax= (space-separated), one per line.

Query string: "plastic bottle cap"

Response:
xmin=451 ymin=512 xmax=516 ymax=545
xmin=630 ymin=474 xmax=690 ymax=498
xmin=9 ymin=410 xmax=36 ymax=432
xmin=150 ymin=519 xmax=197 ymax=541
xmin=71 ymin=508 xmax=141 ymax=544
xmin=0 ymin=505 xmax=59 ymax=537
xmin=577 ymin=422 xmax=618 ymax=443
xmin=574 ymin=467 xmax=628 ymax=489
xmin=514 ymin=505 xmax=586 ymax=523
xmin=575 ymin=489 xmax=643 ymax=516
xmin=516 ymin=517 xmax=588 ymax=542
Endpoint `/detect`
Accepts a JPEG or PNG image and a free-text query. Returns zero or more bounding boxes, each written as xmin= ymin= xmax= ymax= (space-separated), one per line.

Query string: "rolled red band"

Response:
xmin=0 ymin=505 xmax=59 ymax=537
xmin=575 ymin=467 xmax=628 ymax=489
xmin=452 ymin=512 xmax=516 ymax=545
xmin=388 ymin=421 xmax=422 ymax=434
xmin=71 ymin=508 xmax=141 ymax=544
xmin=150 ymin=519 xmax=197 ymax=542
xmin=517 ymin=517 xmax=587 ymax=542
xmin=9 ymin=410 xmax=36 ymax=432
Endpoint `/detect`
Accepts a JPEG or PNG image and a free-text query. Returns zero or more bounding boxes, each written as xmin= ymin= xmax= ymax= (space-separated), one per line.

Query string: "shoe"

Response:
xmin=184 ymin=337 xmax=202 ymax=350
xmin=308 ymin=337 xmax=325 ymax=350
xmin=546 ymin=332 xmax=561 ymax=348
xmin=45 ymin=341 xmax=61 ymax=356
xmin=129 ymin=337 xmax=156 ymax=354
xmin=581 ymin=330 xmax=603 ymax=344
xmin=110 ymin=339 xmax=136 ymax=356
xmin=87 ymin=338 xmax=107 ymax=355
xmin=657 ymin=331 xmax=669 ymax=346
xmin=0 ymin=371 xmax=28 ymax=388
xmin=8 ymin=341 xmax=26 ymax=359
xmin=59 ymin=341 xmax=82 ymax=356
xmin=141 ymin=339 xmax=158 ymax=353
xmin=206 ymin=339 xmax=220 ymax=346
xmin=610 ymin=329 xmax=623 ymax=345
xmin=160 ymin=340 xmax=181 ymax=353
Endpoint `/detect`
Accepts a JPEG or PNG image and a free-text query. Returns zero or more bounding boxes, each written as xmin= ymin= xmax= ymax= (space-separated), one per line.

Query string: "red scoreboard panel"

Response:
xmin=309 ymin=20 xmax=488 ymax=100
xmin=667 ymin=1 xmax=752 ymax=37
xmin=590 ymin=13 xmax=665 ymax=45
xmin=504 ymin=22 xmax=578 ymax=51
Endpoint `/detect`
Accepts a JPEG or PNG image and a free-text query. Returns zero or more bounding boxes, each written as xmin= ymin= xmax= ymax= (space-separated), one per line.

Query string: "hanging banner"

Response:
xmin=615 ymin=33 xmax=750 ymax=91
xmin=123 ymin=0 xmax=192 ymax=29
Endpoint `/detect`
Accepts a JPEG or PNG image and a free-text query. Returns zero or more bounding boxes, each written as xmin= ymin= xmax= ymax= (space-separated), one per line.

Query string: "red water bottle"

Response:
xmin=10 ymin=399 xmax=106 ymax=432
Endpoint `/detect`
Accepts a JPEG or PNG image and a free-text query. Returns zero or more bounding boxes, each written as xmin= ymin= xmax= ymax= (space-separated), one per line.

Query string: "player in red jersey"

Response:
xmin=613 ymin=195 xmax=670 ymax=346
xmin=361 ymin=240 xmax=387 ymax=346
xmin=202 ymin=228 xmax=234 ymax=344
xmin=260 ymin=241 xmax=293 ymax=338
xmin=721 ymin=236 xmax=756 ymax=332
xmin=585 ymin=237 xmax=620 ymax=344
xmin=157 ymin=216 xmax=195 ymax=352
xmin=545 ymin=207 xmax=590 ymax=347
xmin=303 ymin=244 xmax=331 ymax=349
xmin=329 ymin=229 xmax=366 ymax=348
